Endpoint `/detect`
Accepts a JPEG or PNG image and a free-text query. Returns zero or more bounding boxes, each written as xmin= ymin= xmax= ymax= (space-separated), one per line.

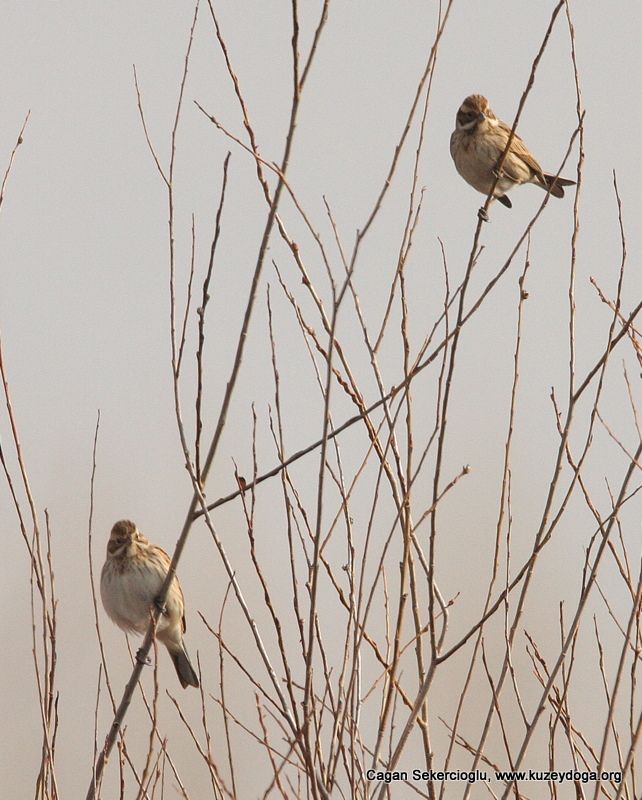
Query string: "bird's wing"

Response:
xmin=169 ymin=571 xmax=188 ymax=633
xmin=179 ymin=583 xmax=187 ymax=633
xmin=498 ymin=121 xmax=545 ymax=182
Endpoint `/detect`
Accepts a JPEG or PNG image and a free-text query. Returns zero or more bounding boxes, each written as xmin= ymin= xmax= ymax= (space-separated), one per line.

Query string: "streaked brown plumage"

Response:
xmin=100 ymin=519 xmax=199 ymax=689
xmin=450 ymin=94 xmax=575 ymax=211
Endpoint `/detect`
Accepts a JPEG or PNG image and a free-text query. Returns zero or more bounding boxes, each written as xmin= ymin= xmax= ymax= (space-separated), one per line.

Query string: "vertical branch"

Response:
xmin=1 ymin=328 xmax=60 ymax=799
xmin=195 ymin=152 xmax=231 ymax=481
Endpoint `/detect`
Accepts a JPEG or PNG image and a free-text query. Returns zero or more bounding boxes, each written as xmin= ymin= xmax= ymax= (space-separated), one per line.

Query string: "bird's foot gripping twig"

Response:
xmin=136 ymin=648 xmax=152 ymax=666
xmin=154 ymin=597 xmax=167 ymax=616
xmin=478 ymin=206 xmax=490 ymax=222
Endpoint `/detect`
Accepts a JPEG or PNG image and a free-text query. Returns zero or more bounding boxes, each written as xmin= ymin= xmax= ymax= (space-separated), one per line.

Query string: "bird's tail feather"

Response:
xmin=169 ymin=644 xmax=199 ymax=688
xmin=542 ymin=173 xmax=575 ymax=198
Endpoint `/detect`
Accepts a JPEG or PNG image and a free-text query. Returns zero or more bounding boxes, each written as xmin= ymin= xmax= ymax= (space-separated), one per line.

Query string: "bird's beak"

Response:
xmin=477 ymin=112 xmax=486 ymax=122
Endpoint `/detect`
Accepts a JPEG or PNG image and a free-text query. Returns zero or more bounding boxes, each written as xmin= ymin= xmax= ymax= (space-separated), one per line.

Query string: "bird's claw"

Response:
xmin=478 ymin=207 xmax=490 ymax=223
xmin=136 ymin=648 xmax=152 ymax=666
xmin=154 ymin=596 xmax=167 ymax=615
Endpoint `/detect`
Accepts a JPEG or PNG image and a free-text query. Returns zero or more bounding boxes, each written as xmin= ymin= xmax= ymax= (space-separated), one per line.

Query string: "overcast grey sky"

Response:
xmin=1 ymin=3 xmax=641 ymax=797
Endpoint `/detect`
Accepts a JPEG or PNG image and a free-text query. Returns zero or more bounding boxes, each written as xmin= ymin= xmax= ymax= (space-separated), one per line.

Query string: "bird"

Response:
xmin=450 ymin=94 xmax=575 ymax=218
xmin=100 ymin=519 xmax=199 ymax=689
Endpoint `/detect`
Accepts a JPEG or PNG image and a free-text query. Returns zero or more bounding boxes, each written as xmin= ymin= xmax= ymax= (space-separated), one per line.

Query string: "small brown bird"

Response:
xmin=101 ymin=519 xmax=199 ymax=688
xmin=450 ymin=94 xmax=575 ymax=216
